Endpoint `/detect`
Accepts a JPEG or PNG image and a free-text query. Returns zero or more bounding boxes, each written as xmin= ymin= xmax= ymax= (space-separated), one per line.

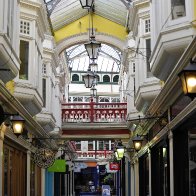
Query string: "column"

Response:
xmin=41 ymin=168 xmax=45 ymax=196
xmin=26 ymin=150 xmax=31 ymax=196
xmin=131 ymin=163 xmax=135 ymax=196
xmin=169 ymin=130 xmax=174 ymax=196
xmin=0 ymin=127 xmax=5 ymax=196
xmin=134 ymin=159 xmax=139 ymax=196
xmin=148 ymin=149 xmax=152 ymax=196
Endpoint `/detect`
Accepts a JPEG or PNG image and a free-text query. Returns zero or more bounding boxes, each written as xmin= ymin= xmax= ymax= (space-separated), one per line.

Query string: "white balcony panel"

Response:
xmin=36 ymin=112 xmax=56 ymax=132
xmin=0 ymin=35 xmax=20 ymax=83
xmin=151 ymin=25 xmax=195 ymax=81
xmin=135 ymin=81 xmax=161 ymax=112
xmin=14 ymin=82 xmax=42 ymax=116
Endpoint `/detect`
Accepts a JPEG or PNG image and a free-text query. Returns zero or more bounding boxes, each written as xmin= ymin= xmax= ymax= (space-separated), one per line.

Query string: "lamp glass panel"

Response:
xmin=83 ymin=73 xmax=94 ymax=88
xmin=90 ymin=87 xmax=97 ymax=97
xmin=133 ymin=141 xmax=142 ymax=151
xmin=85 ymin=41 xmax=101 ymax=60
xmin=117 ymin=148 xmax=124 ymax=158
xmin=184 ymin=72 xmax=196 ymax=94
xmin=12 ymin=121 xmax=23 ymax=134
xmin=90 ymin=62 xmax=98 ymax=72
xmin=80 ymin=0 xmax=93 ymax=9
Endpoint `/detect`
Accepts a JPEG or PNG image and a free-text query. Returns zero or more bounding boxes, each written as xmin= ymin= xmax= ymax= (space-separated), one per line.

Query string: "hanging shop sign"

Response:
xmin=109 ymin=163 xmax=120 ymax=171
xmin=48 ymin=159 xmax=66 ymax=172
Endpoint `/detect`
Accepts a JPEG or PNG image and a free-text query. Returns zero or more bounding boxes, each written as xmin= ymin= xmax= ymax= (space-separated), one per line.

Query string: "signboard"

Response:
xmin=102 ymin=185 xmax=110 ymax=196
xmin=109 ymin=163 xmax=120 ymax=170
xmin=48 ymin=160 xmax=66 ymax=172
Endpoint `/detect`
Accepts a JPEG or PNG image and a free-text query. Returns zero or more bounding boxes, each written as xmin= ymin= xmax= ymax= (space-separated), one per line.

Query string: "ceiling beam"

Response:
xmin=119 ymin=0 xmax=132 ymax=9
xmin=44 ymin=0 xmax=61 ymax=16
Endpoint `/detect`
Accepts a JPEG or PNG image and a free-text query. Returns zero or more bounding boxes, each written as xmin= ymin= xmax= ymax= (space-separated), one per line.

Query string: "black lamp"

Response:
xmin=83 ymin=67 xmax=95 ymax=88
xmin=89 ymin=60 xmax=98 ymax=72
xmin=0 ymin=107 xmax=25 ymax=137
xmin=11 ymin=116 xmax=25 ymax=136
xmin=85 ymin=36 xmax=101 ymax=60
xmin=178 ymin=60 xmax=196 ymax=99
xmin=132 ymin=135 xmax=143 ymax=151
xmin=79 ymin=0 xmax=94 ymax=9
xmin=90 ymin=86 xmax=97 ymax=97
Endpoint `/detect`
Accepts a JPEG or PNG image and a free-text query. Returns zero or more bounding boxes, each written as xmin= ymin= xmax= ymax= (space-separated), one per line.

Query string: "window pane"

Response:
xmin=19 ymin=40 xmax=29 ymax=80
xmin=42 ymin=78 xmax=46 ymax=107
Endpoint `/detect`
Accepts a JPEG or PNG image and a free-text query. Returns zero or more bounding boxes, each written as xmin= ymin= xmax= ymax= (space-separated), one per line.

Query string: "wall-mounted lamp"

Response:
xmin=178 ymin=60 xmax=196 ymax=100
xmin=115 ymin=151 xmax=121 ymax=161
xmin=11 ymin=116 xmax=25 ymax=136
xmin=0 ymin=106 xmax=25 ymax=137
xmin=132 ymin=134 xmax=148 ymax=152
xmin=80 ymin=0 xmax=94 ymax=9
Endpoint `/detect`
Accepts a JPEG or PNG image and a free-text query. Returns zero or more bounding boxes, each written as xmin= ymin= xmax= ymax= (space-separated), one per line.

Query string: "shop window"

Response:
xmin=19 ymin=40 xmax=29 ymax=80
xmin=72 ymin=74 xmax=79 ymax=81
xmin=171 ymin=0 xmax=186 ymax=19
xmin=3 ymin=145 xmax=27 ymax=196
xmin=151 ymin=140 xmax=170 ymax=196
xmin=103 ymin=75 xmax=110 ymax=83
xmin=113 ymin=75 xmax=119 ymax=83
xmin=189 ymin=132 xmax=196 ymax=196
xmin=139 ymin=154 xmax=149 ymax=196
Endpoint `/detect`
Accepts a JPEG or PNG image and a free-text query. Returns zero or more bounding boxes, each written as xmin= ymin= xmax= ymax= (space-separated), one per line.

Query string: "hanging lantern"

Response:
xmin=89 ymin=61 xmax=98 ymax=72
xmin=85 ymin=36 xmax=101 ymax=60
xmin=79 ymin=0 xmax=94 ymax=9
xmin=11 ymin=116 xmax=25 ymax=137
xmin=178 ymin=60 xmax=196 ymax=99
xmin=132 ymin=135 xmax=143 ymax=151
xmin=90 ymin=86 xmax=97 ymax=97
xmin=83 ymin=68 xmax=95 ymax=88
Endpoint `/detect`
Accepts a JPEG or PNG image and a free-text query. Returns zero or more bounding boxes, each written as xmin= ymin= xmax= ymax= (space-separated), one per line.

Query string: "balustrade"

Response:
xmin=62 ymin=101 xmax=127 ymax=123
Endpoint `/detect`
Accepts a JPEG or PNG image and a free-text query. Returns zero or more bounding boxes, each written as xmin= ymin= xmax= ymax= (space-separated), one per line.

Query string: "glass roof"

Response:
xmin=45 ymin=0 xmax=130 ymax=30
xmin=66 ymin=43 xmax=121 ymax=72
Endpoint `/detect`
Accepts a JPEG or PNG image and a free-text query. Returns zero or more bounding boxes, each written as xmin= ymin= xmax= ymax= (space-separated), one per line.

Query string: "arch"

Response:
xmin=113 ymin=75 xmax=119 ymax=83
xmin=103 ymin=75 xmax=110 ymax=83
xmin=56 ymin=33 xmax=125 ymax=55
xmin=72 ymin=74 xmax=79 ymax=81
xmin=54 ymin=14 xmax=127 ymax=43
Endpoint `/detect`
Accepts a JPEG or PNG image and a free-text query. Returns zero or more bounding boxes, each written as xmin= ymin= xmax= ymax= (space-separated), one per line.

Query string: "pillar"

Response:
xmin=148 ymin=149 xmax=152 ymax=196
xmin=26 ymin=150 xmax=31 ymax=196
xmin=41 ymin=168 xmax=45 ymax=196
xmin=169 ymin=130 xmax=174 ymax=196
xmin=131 ymin=163 xmax=135 ymax=196
xmin=0 ymin=126 xmax=6 ymax=196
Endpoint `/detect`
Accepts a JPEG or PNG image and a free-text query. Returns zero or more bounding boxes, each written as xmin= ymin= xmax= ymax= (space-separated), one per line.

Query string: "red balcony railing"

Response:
xmin=62 ymin=100 xmax=127 ymax=123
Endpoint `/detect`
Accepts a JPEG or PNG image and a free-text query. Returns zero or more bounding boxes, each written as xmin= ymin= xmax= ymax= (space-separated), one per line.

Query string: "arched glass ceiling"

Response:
xmin=65 ymin=43 xmax=121 ymax=72
xmin=44 ymin=0 xmax=130 ymax=30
